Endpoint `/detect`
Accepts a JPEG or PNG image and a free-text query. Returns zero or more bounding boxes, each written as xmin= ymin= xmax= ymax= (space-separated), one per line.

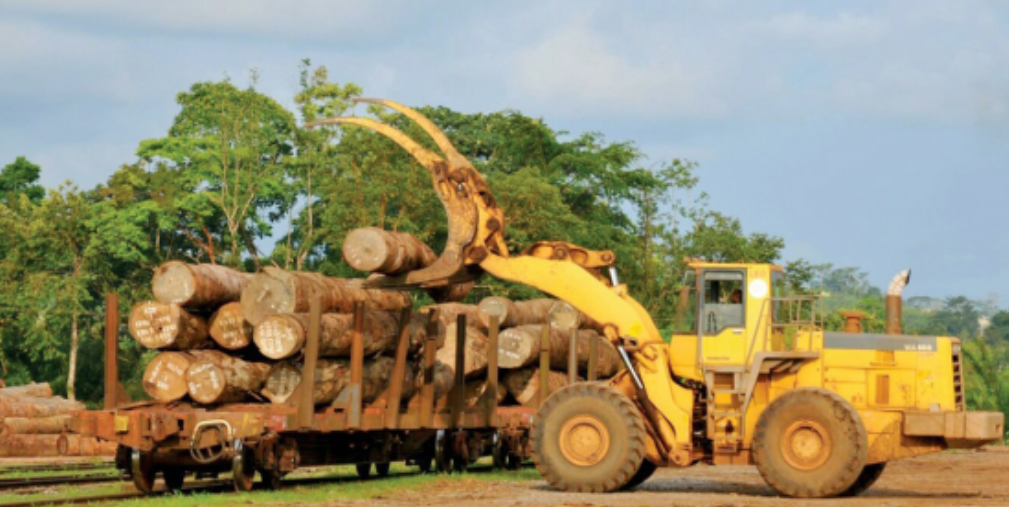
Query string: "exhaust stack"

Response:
xmin=885 ymin=269 xmax=911 ymax=335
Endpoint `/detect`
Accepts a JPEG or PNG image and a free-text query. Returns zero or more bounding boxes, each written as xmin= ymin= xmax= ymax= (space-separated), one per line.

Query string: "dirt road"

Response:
xmin=351 ymin=449 xmax=1009 ymax=507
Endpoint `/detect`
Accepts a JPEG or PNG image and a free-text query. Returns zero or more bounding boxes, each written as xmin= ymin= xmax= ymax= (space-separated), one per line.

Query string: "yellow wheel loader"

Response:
xmin=309 ymin=100 xmax=1004 ymax=499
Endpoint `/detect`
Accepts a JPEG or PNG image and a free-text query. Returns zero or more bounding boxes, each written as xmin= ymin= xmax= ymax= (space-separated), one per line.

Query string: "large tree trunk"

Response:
xmin=0 ymin=383 xmax=52 ymax=399
xmin=253 ymin=311 xmax=398 ymax=360
xmin=129 ymin=302 xmax=210 ymax=350
xmin=58 ymin=435 xmax=119 ymax=457
xmin=436 ymin=323 xmax=488 ymax=379
xmin=152 ymin=261 xmax=252 ymax=308
xmin=341 ymin=228 xmax=438 ymax=275
xmin=497 ymin=325 xmax=620 ymax=377
xmin=142 ymin=350 xmax=220 ymax=402
xmin=68 ymin=309 xmax=78 ymax=402
xmin=0 ymin=415 xmax=69 ymax=435
xmin=185 ymin=350 xmax=271 ymax=404
xmin=208 ymin=302 xmax=253 ymax=350
xmin=476 ymin=298 xmax=556 ymax=329
xmin=240 ymin=267 xmax=411 ymax=325
xmin=0 ymin=396 xmax=84 ymax=418
xmin=261 ymin=356 xmax=401 ymax=405
xmin=503 ymin=367 xmax=571 ymax=407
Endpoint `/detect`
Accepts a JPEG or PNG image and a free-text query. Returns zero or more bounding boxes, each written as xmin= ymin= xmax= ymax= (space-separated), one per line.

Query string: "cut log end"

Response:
xmin=262 ymin=363 xmax=302 ymax=404
xmin=254 ymin=315 xmax=304 ymax=360
xmin=240 ymin=269 xmax=297 ymax=326
xmin=129 ymin=302 xmax=209 ymax=350
xmin=342 ymin=228 xmax=394 ymax=273
xmin=185 ymin=362 xmax=228 ymax=405
xmin=209 ymin=303 xmax=253 ymax=350
xmin=142 ymin=352 xmax=191 ymax=402
xmin=151 ymin=262 xmax=197 ymax=306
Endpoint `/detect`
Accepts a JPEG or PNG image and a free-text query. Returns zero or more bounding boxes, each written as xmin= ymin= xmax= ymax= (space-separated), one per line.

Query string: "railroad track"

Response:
xmin=0 ymin=474 xmax=121 ymax=491
xmin=0 ymin=463 xmax=114 ymax=476
xmin=0 ymin=462 xmax=532 ymax=507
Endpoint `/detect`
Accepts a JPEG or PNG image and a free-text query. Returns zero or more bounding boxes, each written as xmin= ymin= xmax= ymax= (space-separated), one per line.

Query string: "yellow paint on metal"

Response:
xmin=559 ymin=415 xmax=611 ymax=466
xmin=114 ymin=415 xmax=130 ymax=434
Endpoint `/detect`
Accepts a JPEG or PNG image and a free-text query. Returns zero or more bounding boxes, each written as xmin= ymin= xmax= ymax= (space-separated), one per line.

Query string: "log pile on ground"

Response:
xmin=123 ymin=228 xmax=623 ymax=415
xmin=0 ymin=382 xmax=114 ymax=456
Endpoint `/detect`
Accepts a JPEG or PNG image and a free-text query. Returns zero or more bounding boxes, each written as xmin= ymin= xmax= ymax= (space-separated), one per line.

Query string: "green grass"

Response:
xmin=0 ymin=462 xmax=541 ymax=507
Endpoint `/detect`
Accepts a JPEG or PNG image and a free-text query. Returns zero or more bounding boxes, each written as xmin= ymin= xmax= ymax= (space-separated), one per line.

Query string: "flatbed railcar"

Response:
xmin=70 ymin=296 xmax=569 ymax=493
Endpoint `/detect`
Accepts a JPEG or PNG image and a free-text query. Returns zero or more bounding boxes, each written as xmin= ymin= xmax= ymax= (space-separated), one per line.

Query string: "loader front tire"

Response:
xmin=840 ymin=463 xmax=886 ymax=497
xmin=753 ymin=387 xmax=867 ymax=498
xmin=532 ymin=383 xmax=647 ymax=493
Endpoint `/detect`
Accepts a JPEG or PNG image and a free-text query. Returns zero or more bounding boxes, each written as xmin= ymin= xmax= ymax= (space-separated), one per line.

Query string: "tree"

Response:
xmin=0 ymin=157 xmax=44 ymax=205
xmin=138 ymin=77 xmax=296 ymax=266
xmin=984 ymin=310 xmax=1009 ymax=344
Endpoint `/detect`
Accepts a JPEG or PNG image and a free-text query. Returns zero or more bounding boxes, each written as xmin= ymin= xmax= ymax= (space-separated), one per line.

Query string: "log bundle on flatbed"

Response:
xmin=121 ymin=229 xmax=623 ymax=417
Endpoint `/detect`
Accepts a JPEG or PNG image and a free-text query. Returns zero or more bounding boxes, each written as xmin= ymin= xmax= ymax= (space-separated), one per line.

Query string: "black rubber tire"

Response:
xmin=355 ymin=463 xmax=372 ymax=479
xmin=162 ymin=467 xmax=185 ymax=491
xmin=532 ymin=383 xmax=647 ymax=492
xmin=375 ymin=462 xmax=391 ymax=477
xmin=621 ymin=459 xmax=658 ymax=490
xmin=753 ymin=387 xmax=867 ymax=498
xmin=840 ymin=462 xmax=886 ymax=497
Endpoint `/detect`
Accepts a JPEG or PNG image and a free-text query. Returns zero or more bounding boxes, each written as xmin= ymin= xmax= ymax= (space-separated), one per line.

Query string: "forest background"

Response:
xmin=0 ymin=62 xmax=1005 ymax=437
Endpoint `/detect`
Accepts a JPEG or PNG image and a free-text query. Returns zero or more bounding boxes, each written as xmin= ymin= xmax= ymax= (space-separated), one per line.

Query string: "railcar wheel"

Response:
xmin=375 ymin=462 xmax=391 ymax=477
xmin=621 ymin=459 xmax=657 ymax=490
xmin=840 ymin=463 xmax=886 ymax=497
xmin=435 ymin=431 xmax=452 ymax=473
xmin=753 ymin=388 xmax=867 ymax=498
xmin=415 ymin=457 xmax=432 ymax=473
xmin=355 ymin=463 xmax=372 ymax=479
xmin=261 ymin=469 xmax=284 ymax=490
xmin=532 ymin=383 xmax=647 ymax=492
xmin=232 ymin=445 xmax=256 ymax=492
xmin=162 ymin=467 xmax=185 ymax=491
xmin=130 ymin=449 xmax=156 ymax=494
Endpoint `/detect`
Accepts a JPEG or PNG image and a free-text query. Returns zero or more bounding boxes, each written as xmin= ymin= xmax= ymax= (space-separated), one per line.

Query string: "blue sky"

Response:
xmin=0 ymin=1 xmax=1006 ymax=305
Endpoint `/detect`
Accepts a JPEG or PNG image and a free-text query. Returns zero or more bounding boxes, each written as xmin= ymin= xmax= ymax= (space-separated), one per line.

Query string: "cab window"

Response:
xmin=702 ymin=270 xmax=745 ymax=334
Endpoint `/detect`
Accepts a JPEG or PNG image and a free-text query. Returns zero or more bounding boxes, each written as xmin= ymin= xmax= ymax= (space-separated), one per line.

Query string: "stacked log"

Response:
xmin=497 ymin=325 xmax=620 ymax=377
xmin=0 ymin=382 xmax=112 ymax=457
xmin=261 ymin=357 xmax=415 ymax=405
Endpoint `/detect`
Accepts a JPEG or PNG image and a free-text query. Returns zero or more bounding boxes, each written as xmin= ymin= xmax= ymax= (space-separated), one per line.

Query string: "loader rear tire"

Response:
xmin=621 ymin=459 xmax=657 ymax=490
xmin=532 ymin=383 xmax=647 ymax=492
xmin=840 ymin=463 xmax=886 ymax=497
xmin=753 ymin=388 xmax=867 ymax=498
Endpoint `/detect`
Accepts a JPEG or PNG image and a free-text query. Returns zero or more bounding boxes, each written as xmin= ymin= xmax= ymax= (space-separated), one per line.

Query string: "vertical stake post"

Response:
xmin=567 ymin=328 xmax=578 ymax=384
xmin=349 ymin=301 xmax=365 ymax=429
xmin=452 ymin=314 xmax=466 ymax=429
xmin=385 ymin=306 xmax=413 ymax=429
xmin=486 ymin=315 xmax=500 ymax=427
xmin=103 ymin=293 xmax=119 ymax=411
xmin=420 ymin=310 xmax=438 ymax=428
xmin=539 ymin=325 xmax=551 ymax=405
xmin=298 ymin=296 xmax=323 ymax=430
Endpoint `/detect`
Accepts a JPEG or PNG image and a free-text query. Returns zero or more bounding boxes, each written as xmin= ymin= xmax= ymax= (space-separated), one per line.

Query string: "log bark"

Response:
xmin=464 ymin=377 xmax=507 ymax=406
xmin=0 ymin=383 xmax=52 ymax=399
xmin=436 ymin=323 xmax=488 ymax=379
xmin=240 ymin=267 xmax=411 ymax=325
xmin=497 ymin=325 xmax=620 ymax=377
xmin=185 ymin=350 xmax=271 ymax=404
xmin=152 ymin=261 xmax=252 ymax=308
xmin=503 ymin=367 xmax=571 ymax=407
xmin=425 ymin=282 xmax=474 ymax=303
xmin=0 ymin=396 xmax=84 ymax=418
xmin=253 ymin=311 xmax=399 ymax=360
xmin=0 ymin=415 xmax=69 ymax=435
xmin=342 ymin=227 xmax=438 ymax=275
xmin=411 ymin=360 xmax=455 ymax=404
xmin=129 ymin=302 xmax=210 ymax=350
xmin=421 ymin=303 xmax=485 ymax=335
xmin=0 ymin=435 xmax=117 ymax=457
xmin=261 ymin=356 xmax=403 ymax=405
xmin=477 ymin=297 xmax=555 ymax=329
xmin=142 ymin=350 xmax=220 ymax=402
xmin=208 ymin=302 xmax=254 ymax=350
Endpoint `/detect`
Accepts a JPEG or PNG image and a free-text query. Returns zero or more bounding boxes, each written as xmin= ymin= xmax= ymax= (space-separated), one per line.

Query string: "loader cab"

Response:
xmin=668 ymin=262 xmax=783 ymax=381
